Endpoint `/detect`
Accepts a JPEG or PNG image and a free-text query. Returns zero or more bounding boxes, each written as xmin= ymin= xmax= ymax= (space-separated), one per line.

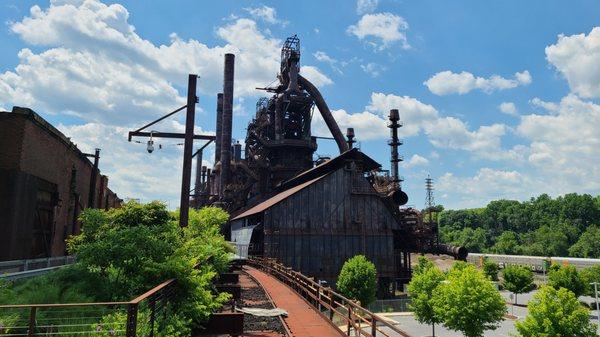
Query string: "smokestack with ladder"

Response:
xmin=219 ymin=53 xmax=235 ymax=198
xmin=346 ymin=128 xmax=355 ymax=149
xmin=388 ymin=109 xmax=408 ymax=205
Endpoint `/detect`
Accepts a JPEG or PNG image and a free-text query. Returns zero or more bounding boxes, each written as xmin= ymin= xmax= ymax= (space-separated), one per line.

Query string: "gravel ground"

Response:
xmin=239 ymin=272 xmax=286 ymax=335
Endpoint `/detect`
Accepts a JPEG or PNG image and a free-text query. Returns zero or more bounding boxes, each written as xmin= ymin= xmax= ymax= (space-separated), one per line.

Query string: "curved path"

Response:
xmin=244 ymin=266 xmax=344 ymax=337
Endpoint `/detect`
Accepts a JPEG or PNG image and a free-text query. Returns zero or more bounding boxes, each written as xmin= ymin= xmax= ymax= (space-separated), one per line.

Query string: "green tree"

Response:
xmin=569 ymin=225 xmax=600 ymax=258
xmin=548 ymin=264 xmax=588 ymax=297
xmin=580 ymin=265 xmax=600 ymax=297
xmin=407 ymin=257 xmax=445 ymax=336
xmin=336 ymin=255 xmax=377 ymax=306
xmin=502 ymin=265 xmax=535 ymax=305
xmin=482 ymin=259 xmax=499 ymax=281
xmin=515 ymin=286 xmax=597 ymax=337
xmin=489 ymin=231 xmax=520 ymax=254
xmin=432 ymin=264 xmax=506 ymax=337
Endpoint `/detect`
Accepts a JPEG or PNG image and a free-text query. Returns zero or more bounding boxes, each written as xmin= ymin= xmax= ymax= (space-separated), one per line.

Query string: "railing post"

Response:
xmin=27 ymin=306 xmax=36 ymax=337
xmin=371 ymin=313 xmax=377 ymax=337
xmin=329 ymin=290 xmax=334 ymax=320
xmin=126 ymin=303 xmax=139 ymax=337
xmin=317 ymin=285 xmax=321 ymax=311
xmin=149 ymin=298 xmax=156 ymax=337
xmin=347 ymin=306 xmax=352 ymax=335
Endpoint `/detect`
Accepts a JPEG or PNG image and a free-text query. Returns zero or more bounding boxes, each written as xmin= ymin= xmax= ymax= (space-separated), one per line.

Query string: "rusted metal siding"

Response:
xmin=263 ymin=166 xmax=400 ymax=283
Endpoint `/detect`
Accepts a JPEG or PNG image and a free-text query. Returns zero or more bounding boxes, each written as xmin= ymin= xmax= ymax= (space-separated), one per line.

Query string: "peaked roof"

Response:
xmin=231 ymin=174 xmax=328 ymax=220
xmin=278 ymin=148 xmax=380 ymax=191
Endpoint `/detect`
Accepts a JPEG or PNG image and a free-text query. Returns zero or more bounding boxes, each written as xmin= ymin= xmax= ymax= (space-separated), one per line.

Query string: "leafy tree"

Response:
xmin=502 ymin=265 xmax=535 ymax=305
xmin=482 ymin=259 xmax=499 ymax=281
xmin=580 ymin=265 xmax=600 ymax=297
xmin=569 ymin=225 xmax=600 ymax=258
xmin=432 ymin=264 xmax=506 ymax=337
xmin=489 ymin=231 xmax=520 ymax=254
xmin=520 ymin=225 xmax=570 ymax=257
xmin=336 ymin=255 xmax=377 ymax=306
xmin=548 ymin=264 xmax=588 ymax=297
xmin=407 ymin=257 xmax=445 ymax=336
xmin=515 ymin=286 xmax=597 ymax=337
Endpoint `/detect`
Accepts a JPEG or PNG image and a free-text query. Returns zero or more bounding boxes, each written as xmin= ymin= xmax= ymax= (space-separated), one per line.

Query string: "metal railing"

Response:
xmin=248 ymin=257 xmax=412 ymax=337
xmin=0 ymin=279 xmax=176 ymax=337
xmin=0 ymin=256 xmax=76 ymax=274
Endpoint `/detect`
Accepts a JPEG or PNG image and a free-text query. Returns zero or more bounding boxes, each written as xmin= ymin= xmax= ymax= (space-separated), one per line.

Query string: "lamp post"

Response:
xmin=591 ymin=282 xmax=599 ymax=325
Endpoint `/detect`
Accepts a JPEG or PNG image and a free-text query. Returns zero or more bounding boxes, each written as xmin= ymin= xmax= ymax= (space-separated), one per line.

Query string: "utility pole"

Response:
xmin=179 ymin=74 xmax=197 ymax=227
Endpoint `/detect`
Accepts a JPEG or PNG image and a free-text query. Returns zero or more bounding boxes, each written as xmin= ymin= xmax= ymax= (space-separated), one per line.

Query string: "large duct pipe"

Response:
xmin=298 ymin=75 xmax=348 ymax=153
xmin=215 ymin=93 xmax=224 ymax=163
xmin=437 ymin=244 xmax=468 ymax=261
xmin=219 ymin=53 xmax=235 ymax=197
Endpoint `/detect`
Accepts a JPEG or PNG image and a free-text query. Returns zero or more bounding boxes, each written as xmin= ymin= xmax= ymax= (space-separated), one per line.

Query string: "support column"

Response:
xmin=179 ymin=74 xmax=197 ymax=227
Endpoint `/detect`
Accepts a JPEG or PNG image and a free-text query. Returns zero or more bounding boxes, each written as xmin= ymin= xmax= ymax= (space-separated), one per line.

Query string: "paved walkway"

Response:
xmin=244 ymin=266 xmax=344 ymax=337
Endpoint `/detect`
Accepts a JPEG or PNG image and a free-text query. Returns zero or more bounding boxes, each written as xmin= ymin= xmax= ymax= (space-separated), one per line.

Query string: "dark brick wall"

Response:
xmin=0 ymin=108 xmax=121 ymax=260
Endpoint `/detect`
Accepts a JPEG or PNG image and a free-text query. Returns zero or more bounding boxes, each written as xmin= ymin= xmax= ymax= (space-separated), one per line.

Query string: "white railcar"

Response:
xmin=467 ymin=253 xmax=600 ymax=271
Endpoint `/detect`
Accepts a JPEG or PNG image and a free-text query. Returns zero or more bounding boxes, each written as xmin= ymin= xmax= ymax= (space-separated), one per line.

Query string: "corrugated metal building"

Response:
xmin=0 ymin=107 xmax=121 ymax=260
xmin=230 ymin=148 xmax=412 ymax=292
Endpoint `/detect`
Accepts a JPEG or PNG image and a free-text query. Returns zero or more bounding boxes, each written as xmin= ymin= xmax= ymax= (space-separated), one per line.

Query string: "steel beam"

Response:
xmin=179 ymin=74 xmax=197 ymax=227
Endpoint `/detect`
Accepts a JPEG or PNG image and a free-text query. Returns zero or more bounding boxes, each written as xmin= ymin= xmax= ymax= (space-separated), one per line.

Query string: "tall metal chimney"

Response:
xmin=346 ymin=128 xmax=355 ymax=149
xmin=194 ymin=149 xmax=203 ymax=199
xmin=219 ymin=53 xmax=235 ymax=197
xmin=215 ymin=93 xmax=223 ymax=163
xmin=388 ymin=109 xmax=402 ymax=188
xmin=233 ymin=141 xmax=242 ymax=162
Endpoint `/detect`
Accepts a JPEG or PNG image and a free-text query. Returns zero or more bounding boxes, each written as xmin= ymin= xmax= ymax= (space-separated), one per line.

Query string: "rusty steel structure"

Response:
xmin=193 ymin=35 xmax=466 ymax=293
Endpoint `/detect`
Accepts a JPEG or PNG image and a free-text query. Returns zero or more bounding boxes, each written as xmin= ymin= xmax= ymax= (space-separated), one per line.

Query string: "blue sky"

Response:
xmin=1 ymin=0 xmax=598 ymax=209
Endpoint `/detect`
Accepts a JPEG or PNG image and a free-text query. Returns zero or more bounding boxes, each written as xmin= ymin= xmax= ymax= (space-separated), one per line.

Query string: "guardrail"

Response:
xmin=248 ymin=257 xmax=412 ymax=337
xmin=0 ymin=256 xmax=76 ymax=273
xmin=0 ymin=279 xmax=176 ymax=337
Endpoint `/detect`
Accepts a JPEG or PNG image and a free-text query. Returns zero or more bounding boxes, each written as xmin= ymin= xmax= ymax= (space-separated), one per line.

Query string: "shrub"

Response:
xmin=482 ymin=259 xmax=499 ymax=281
xmin=407 ymin=258 xmax=445 ymax=336
xmin=336 ymin=255 xmax=377 ymax=306
xmin=548 ymin=264 xmax=588 ymax=297
xmin=515 ymin=286 xmax=597 ymax=337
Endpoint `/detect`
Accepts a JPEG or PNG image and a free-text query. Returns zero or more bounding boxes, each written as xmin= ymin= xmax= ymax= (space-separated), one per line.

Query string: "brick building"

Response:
xmin=0 ymin=107 xmax=121 ymax=260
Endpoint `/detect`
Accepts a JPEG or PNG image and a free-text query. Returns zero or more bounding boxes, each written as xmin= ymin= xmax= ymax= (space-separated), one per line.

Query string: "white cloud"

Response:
xmin=0 ymin=0 xmax=329 ymax=124
xmin=424 ymin=70 xmax=532 ymax=95
xmin=313 ymin=51 xmax=344 ymax=74
xmin=347 ymin=12 xmax=410 ymax=50
xmin=366 ymin=92 xmax=439 ymax=137
xmin=312 ymin=109 xmax=387 ymax=140
xmin=300 ymin=66 xmax=333 ymax=87
xmin=499 ymin=102 xmax=518 ymax=116
xmin=356 ymin=0 xmax=378 ymax=15
xmin=244 ymin=5 xmax=286 ymax=26
xmin=403 ymin=154 xmax=429 ymax=168
xmin=437 ymin=168 xmax=536 ymax=208
xmin=517 ymin=94 xmax=600 ymax=191
xmin=530 ymin=97 xmax=559 ymax=112
xmin=361 ymin=62 xmax=386 ymax=77
xmin=545 ymin=27 xmax=600 ymax=98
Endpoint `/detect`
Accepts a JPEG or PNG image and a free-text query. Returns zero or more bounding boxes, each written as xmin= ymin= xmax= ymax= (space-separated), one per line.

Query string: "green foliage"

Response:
xmin=482 ymin=259 xmax=499 ymax=281
xmin=2 ymin=202 xmax=232 ymax=333
xmin=580 ymin=265 xmax=600 ymax=297
xmin=515 ymin=286 xmax=598 ymax=337
xmin=336 ymin=255 xmax=377 ymax=306
xmin=501 ymin=265 xmax=535 ymax=304
xmin=431 ymin=264 xmax=506 ymax=337
xmin=548 ymin=264 xmax=588 ymax=297
xmin=569 ymin=225 xmax=600 ymax=258
xmin=407 ymin=258 xmax=445 ymax=331
xmin=438 ymin=193 xmax=600 ymax=257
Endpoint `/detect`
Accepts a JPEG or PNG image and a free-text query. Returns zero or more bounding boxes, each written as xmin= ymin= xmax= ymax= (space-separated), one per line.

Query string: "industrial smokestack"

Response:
xmin=201 ymin=165 xmax=207 ymax=184
xmin=219 ymin=53 xmax=235 ymax=197
xmin=194 ymin=149 xmax=203 ymax=198
xmin=388 ymin=109 xmax=408 ymax=206
xmin=346 ymin=128 xmax=355 ymax=149
xmin=234 ymin=141 xmax=242 ymax=162
xmin=215 ymin=93 xmax=223 ymax=163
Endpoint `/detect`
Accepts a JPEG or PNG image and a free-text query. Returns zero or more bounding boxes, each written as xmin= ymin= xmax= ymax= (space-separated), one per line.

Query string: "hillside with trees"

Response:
xmin=437 ymin=193 xmax=600 ymax=258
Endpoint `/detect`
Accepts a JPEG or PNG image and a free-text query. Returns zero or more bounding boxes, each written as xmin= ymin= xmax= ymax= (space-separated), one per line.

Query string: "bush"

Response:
xmin=482 ymin=259 xmax=499 ymax=281
xmin=336 ymin=255 xmax=377 ymax=306
xmin=580 ymin=265 xmax=600 ymax=297
xmin=515 ymin=286 xmax=597 ymax=337
xmin=407 ymin=257 xmax=445 ymax=336
xmin=502 ymin=265 xmax=535 ymax=305
xmin=548 ymin=264 xmax=588 ymax=297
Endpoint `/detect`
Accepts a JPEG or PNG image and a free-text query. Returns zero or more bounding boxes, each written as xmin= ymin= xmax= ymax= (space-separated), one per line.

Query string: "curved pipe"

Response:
xmin=298 ymin=75 xmax=349 ymax=153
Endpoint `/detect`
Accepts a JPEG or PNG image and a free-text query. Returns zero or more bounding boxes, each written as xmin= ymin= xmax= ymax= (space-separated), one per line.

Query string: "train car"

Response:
xmin=467 ymin=253 xmax=600 ymax=272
